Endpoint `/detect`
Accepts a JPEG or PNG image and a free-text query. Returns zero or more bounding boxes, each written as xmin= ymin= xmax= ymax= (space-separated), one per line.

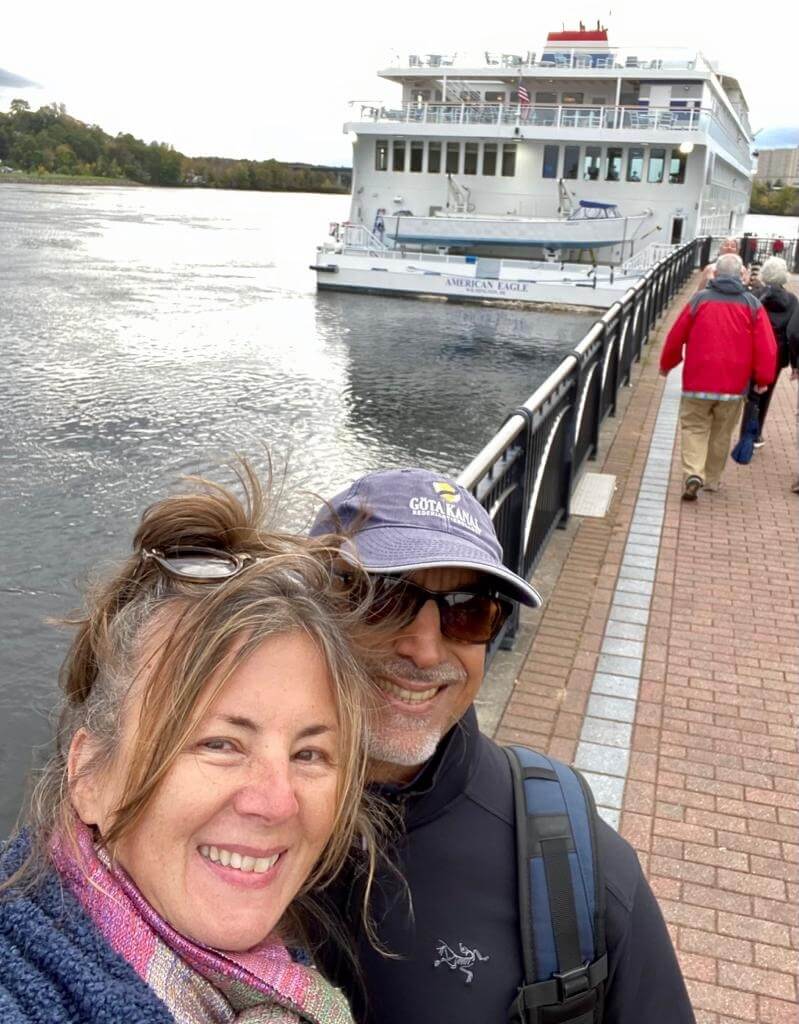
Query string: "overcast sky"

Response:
xmin=1 ymin=0 xmax=794 ymax=165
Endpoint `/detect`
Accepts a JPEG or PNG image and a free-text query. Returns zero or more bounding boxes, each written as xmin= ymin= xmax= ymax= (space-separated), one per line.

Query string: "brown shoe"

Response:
xmin=682 ymin=475 xmax=702 ymax=501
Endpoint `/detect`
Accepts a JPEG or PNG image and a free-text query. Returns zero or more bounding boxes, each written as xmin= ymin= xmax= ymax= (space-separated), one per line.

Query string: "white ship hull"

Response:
xmin=312 ymin=249 xmax=643 ymax=310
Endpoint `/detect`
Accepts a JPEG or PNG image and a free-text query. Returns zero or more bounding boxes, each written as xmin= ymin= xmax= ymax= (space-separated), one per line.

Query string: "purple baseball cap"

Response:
xmin=310 ymin=468 xmax=542 ymax=607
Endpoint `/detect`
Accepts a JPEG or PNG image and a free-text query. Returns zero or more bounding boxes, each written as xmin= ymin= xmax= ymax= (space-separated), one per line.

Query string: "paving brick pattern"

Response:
xmin=495 ymin=276 xmax=799 ymax=1022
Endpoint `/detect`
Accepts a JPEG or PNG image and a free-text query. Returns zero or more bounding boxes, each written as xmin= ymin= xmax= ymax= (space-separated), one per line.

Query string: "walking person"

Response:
xmin=695 ymin=236 xmax=748 ymax=291
xmin=660 ymin=252 xmax=777 ymax=499
xmin=738 ymin=256 xmax=799 ymax=449
xmin=310 ymin=468 xmax=695 ymax=1023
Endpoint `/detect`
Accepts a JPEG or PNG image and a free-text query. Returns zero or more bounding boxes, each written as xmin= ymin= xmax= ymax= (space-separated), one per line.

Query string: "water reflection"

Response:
xmin=0 ymin=183 xmax=593 ymax=834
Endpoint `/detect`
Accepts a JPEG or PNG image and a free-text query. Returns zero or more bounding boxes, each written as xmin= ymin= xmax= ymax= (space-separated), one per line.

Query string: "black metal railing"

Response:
xmin=457 ymin=238 xmax=701 ymax=652
xmin=705 ymin=234 xmax=799 ymax=273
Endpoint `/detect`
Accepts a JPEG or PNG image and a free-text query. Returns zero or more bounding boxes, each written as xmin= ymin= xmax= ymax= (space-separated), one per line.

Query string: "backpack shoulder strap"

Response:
xmin=505 ymin=745 xmax=607 ymax=1024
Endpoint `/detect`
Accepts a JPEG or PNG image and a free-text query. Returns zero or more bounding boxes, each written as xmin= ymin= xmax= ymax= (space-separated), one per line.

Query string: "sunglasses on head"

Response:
xmin=342 ymin=571 xmax=513 ymax=644
xmin=142 ymin=547 xmax=259 ymax=582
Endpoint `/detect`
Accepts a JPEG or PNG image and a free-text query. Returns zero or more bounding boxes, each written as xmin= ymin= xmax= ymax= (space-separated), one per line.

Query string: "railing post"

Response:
xmin=646 ymin=270 xmax=658 ymax=336
xmin=631 ymin=289 xmax=644 ymax=362
xmin=591 ymin=321 xmax=608 ymax=447
xmin=558 ymin=353 xmax=583 ymax=527
xmin=489 ymin=407 xmax=534 ymax=647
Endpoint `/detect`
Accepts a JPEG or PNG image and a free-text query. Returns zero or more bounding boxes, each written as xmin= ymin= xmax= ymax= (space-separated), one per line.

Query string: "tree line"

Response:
xmin=0 ymin=100 xmax=350 ymax=193
xmin=749 ymin=180 xmax=799 ymax=217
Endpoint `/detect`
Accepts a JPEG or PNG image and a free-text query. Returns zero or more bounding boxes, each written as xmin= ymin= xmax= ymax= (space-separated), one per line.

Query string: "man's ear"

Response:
xmin=67 ymin=728 xmax=105 ymax=828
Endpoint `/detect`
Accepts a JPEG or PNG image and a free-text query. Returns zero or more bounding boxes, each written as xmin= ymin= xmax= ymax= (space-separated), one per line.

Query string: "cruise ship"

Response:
xmin=312 ymin=26 xmax=754 ymax=309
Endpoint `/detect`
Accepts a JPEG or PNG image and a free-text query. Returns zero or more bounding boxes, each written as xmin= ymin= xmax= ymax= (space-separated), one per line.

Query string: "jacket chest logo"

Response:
xmin=433 ymin=939 xmax=490 ymax=984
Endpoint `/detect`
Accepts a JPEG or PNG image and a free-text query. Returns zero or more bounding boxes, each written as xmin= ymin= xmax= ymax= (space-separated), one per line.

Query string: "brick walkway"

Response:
xmin=494 ymin=277 xmax=799 ymax=1023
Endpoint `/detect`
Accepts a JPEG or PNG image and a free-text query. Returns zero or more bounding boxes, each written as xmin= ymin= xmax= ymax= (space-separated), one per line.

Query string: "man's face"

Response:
xmin=720 ymin=239 xmax=739 ymax=255
xmin=368 ymin=567 xmax=488 ymax=784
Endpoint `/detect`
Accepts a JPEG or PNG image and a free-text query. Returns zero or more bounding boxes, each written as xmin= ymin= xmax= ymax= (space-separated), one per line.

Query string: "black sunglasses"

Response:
xmin=343 ymin=572 xmax=513 ymax=644
xmin=142 ymin=547 xmax=259 ymax=582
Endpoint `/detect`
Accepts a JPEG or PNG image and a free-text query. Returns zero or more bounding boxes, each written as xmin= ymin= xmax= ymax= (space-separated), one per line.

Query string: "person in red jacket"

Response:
xmin=660 ymin=252 xmax=777 ymax=500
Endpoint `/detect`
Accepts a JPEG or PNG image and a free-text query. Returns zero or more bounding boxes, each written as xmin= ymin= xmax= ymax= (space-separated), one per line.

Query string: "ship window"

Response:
xmin=669 ymin=149 xmax=687 ymax=184
xmin=583 ymin=146 xmax=601 ymax=180
xmin=446 ymin=142 xmax=460 ymax=174
xmin=375 ymin=140 xmax=388 ymax=171
xmin=606 ymin=148 xmax=623 ymax=181
xmin=542 ymin=145 xmax=559 ymax=179
xmin=626 ymin=148 xmax=644 ymax=182
xmin=535 ymin=91 xmax=557 ymax=104
xmin=392 ymin=141 xmax=406 ymax=172
xmin=485 ymin=91 xmax=505 ymax=102
xmin=501 ymin=144 xmax=517 ymax=176
xmin=464 ymin=142 xmax=479 ymax=175
xmin=563 ymin=145 xmax=580 ymax=179
xmin=433 ymin=90 xmax=442 ymax=101
xmin=591 ymin=96 xmax=606 ymax=105
xmin=561 ymin=92 xmax=584 ymax=105
xmin=483 ymin=143 xmax=497 ymax=176
xmin=647 ymin=148 xmax=666 ymax=183
xmin=410 ymin=141 xmax=424 ymax=172
xmin=428 ymin=142 xmax=442 ymax=173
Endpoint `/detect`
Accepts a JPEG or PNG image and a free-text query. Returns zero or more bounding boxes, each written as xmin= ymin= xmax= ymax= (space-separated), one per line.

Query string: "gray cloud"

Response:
xmin=0 ymin=67 xmax=38 ymax=89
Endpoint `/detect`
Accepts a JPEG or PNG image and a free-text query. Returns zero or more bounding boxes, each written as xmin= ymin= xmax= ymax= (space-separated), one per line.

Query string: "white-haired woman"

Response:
xmin=0 ymin=467 xmax=386 ymax=1024
xmin=738 ymin=256 xmax=799 ymax=453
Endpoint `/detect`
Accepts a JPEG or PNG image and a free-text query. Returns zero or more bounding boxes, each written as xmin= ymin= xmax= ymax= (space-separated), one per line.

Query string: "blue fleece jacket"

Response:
xmin=0 ymin=834 xmax=174 ymax=1024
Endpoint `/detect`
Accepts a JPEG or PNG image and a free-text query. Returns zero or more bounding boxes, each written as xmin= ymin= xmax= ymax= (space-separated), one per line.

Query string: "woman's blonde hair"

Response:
xmin=8 ymin=463 xmax=387 ymax=948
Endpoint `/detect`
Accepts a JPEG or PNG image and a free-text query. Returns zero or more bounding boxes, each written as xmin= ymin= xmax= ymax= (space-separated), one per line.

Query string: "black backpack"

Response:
xmin=505 ymin=746 xmax=608 ymax=1024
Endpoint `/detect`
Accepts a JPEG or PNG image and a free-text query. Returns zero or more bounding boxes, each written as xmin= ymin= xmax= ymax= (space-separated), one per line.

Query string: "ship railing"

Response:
xmin=621 ymin=243 xmax=680 ymax=273
xmin=339 ymin=238 xmax=480 ymax=268
xmin=340 ymin=223 xmax=389 ymax=250
xmin=455 ymin=237 xmax=702 ymax=654
xmin=391 ymin=47 xmax=710 ymax=72
xmin=371 ymin=102 xmax=710 ymax=133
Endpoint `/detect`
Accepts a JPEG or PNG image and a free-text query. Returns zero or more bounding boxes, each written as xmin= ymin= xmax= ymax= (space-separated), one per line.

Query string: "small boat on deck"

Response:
xmin=380 ymin=198 xmax=653 ymax=251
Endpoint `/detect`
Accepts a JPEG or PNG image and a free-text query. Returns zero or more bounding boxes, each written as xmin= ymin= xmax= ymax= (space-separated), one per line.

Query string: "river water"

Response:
xmin=0 ymin=182 xmax=597 ymax=835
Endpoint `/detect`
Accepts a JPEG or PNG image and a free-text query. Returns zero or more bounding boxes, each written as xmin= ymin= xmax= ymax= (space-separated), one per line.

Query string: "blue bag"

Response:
xmin=732 ymin=397 xmax=760 ymax=465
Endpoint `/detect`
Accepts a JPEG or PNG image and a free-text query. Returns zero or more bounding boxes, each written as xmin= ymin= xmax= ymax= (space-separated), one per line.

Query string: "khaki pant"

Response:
xmin=679 ymin=396 xmax=743 ymax=488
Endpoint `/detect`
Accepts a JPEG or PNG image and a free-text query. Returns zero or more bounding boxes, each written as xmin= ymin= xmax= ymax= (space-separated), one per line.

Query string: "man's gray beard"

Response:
xmin=367 ymin=705 xmax=444 ymax=767
xmin=368 ymin=657 xmax=465 ymax=768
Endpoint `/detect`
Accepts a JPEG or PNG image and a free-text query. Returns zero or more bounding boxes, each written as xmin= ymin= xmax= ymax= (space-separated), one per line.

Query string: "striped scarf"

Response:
xmin=52 ymin=822 xmax=353 ymax=1024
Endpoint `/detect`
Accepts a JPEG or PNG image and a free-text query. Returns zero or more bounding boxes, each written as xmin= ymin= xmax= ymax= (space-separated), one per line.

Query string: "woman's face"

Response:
xmin=72 ymin=631 xmax=341 ymax=950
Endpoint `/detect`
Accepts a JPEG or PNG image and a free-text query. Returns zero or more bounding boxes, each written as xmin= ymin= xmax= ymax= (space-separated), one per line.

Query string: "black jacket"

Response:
xmin=759 ymin=285 xmax=799 ymax=369
xmin=319 ymin=709 xmax=695 ymax=1023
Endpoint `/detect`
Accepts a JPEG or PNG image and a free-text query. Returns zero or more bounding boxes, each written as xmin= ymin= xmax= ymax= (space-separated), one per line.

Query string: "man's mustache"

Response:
xmin=376 ymin=657 xmax=466 ymax=687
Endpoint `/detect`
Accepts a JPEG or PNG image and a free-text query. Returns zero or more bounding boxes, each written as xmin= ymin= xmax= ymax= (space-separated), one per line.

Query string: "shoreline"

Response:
xmin=0 ymin=173 xmax=142 ymax=187
xmin=0 ymin=172 xmax=349 ymax=194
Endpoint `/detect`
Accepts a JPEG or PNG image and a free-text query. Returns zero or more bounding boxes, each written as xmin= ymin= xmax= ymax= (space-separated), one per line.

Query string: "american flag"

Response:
xmin=517 ymin=81 xmax=530 ymax=105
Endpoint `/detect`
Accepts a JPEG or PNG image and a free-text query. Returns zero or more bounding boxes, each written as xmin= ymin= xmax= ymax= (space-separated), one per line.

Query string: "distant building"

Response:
xmin=755 ymin=147 xmax=799 ymax=187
